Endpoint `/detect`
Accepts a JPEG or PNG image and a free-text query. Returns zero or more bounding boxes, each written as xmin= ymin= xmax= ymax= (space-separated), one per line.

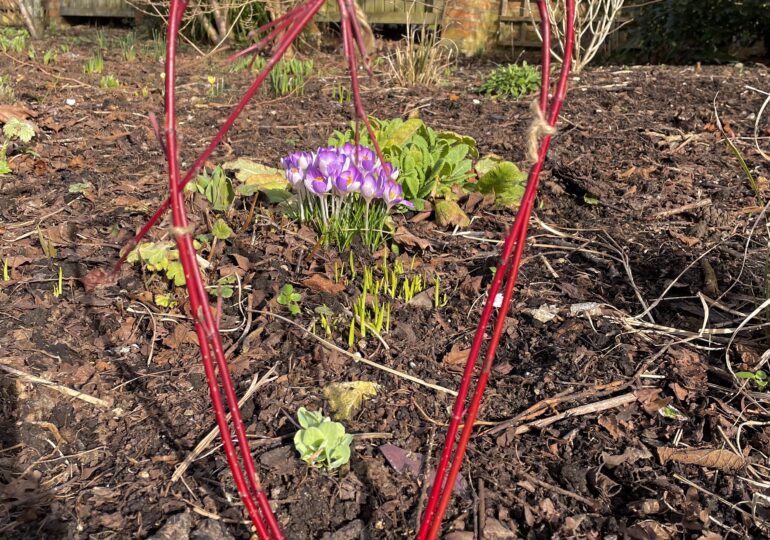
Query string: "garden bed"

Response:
xmin=2 ymin=28 xmax=770 ymax=539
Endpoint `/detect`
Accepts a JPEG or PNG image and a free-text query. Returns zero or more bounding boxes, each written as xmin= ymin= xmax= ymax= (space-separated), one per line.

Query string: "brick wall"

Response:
xmin=442 ymin=0 xmax=502 ymax=56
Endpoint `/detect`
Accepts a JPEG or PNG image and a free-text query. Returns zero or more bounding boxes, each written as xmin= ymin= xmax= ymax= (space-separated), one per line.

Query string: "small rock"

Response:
xmin=147 ymin=510 xmax=192 ymax=540
xmin=259 ymin=446 xmax=299 ymax=475
xmin=321 ymin=519 xmax=365 ymax=540
xmin=445 ymin=532 xmax=474 ymax=540
xmin=191 ymin=519 xmax=234 ymax=540
xmin=484 ymin=518 xmax=517 ymax=539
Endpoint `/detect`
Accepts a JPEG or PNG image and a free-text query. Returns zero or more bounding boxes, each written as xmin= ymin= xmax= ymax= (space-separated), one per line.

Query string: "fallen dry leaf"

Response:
xmin=394 ymin=226 xmax=431 ymax=250
xmin=670 ymin=230 xmax=700 ymax=247
xmin=0 ymin=104 xmax=36 ymax=124
xmin=443 ymin=342 xmax=470 ymax=365
xmin=302 ymin=274 xmax=345 ymax=294
xmin=657 ymin=447 xmax=745 ymax=471
xmin=323 ymin=381 xmax=379 ymax=421
xmin=379 ymin=444 xmax=467 ymax=495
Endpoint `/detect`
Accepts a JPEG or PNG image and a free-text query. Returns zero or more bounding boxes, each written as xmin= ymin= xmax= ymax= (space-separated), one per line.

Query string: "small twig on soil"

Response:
xmin=651 ymin=198 xmax=712 ymax=219
xmin=496 ymin=393 xmax=637 ymax=437
xmin=252 ymin=309 xmax=457 ymax=396
xmin=483 ymin=379 xmax=627 ymax=436
xmin=0 ymin=363 xmax=112 ymax=408
xmin=518 ymin=470 xmax=599 ymax=510
xmin=170 ymin=365 xmax=278 ymax=483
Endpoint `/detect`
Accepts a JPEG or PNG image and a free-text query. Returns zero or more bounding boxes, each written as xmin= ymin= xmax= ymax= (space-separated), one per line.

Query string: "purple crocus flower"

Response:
xmin=304 ymin=166 xmax=331 ymax=195
xmin=351 ymin=147 xmax=378 ymax=172
xmin=381 ymin=162 xmax=399 ymax=181
xmin=282 ymin=151 xmax=315 ymax=188
xmin=359 ymin=172 xmax=381 ymax=203
xmin=315 ymin=148 xmax=346 ymax=178
xmin=382 ymin=181 xmax=414 ymax=209
xmin=334 ymin=168 xmax=362 ymax=195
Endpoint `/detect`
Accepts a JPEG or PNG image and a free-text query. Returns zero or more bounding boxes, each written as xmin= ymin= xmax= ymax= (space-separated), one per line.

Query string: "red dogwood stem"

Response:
xmin=163 ymin=2 xmax=289 ymax=537
xmin=417 ymin=1 xmax=575 ymax=538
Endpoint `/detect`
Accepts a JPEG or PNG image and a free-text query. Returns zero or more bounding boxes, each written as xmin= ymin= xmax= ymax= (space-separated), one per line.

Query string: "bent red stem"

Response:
xmin=417 ymin=1 xmax=575 ymax=538
xmin=110 ymin=0 xmax=326 ymax=278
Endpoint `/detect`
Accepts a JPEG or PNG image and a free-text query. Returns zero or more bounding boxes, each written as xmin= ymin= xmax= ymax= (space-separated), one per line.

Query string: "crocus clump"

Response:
xmin=281 ymin=144 xmax=413 ymax=250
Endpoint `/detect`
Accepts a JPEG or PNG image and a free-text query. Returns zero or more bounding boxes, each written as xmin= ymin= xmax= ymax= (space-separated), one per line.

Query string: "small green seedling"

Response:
xmin=119 ymin=32 xmax=136 ymax=62
xmin=52 ymin=266 xmax=63 ymax=298
xmin=99 ymin=75 xmax=120 ymax=89
xmin=95 ymin=29 xmax=108 ymax=50
xmin=186 ymin=165 xmax=234 ymax=212
xmin=1 ymin=118 xmax=35 ymax=175
xmin=3 ymin=258 xmax=9 ymax=281
xmin=154 ymin=293 xmax=178 ymax=308
xmin=277 ymin=284 xmax=301 ymax=315
xmin=206 ymin=75 xmax=224 ymax=98
xmin=293 ymin=407 xmax=352 ymax=470
xmin=736 ymin=370 xmax=769 ymax=391
xmin=43 ymin=49 xmax=57 ymax=65
xmin=84 ymin=54 xmax=104 ymax=75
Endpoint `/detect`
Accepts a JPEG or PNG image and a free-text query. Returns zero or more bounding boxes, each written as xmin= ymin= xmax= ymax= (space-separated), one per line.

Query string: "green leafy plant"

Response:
xmin=736 ymin=369 xmax=769 ymax=391
xmin=329 ymin=116 xmax=478 ymax=209
xmin=126 ymin=241 xmax=186 ymax=286
xmin=479 ymin=62 xmax=541 ymax=99
xmin=43 ymin=49 xmax=57 ymax=65
xmin=1 ymin=118 xmax=36 ymax=175
xmin=119 ymin=32 xmax=137 ymax=62
xmin=95 ymin=29 xmax=108 ymax=50
xmin=186 ymin=165 xmax=235 ymax=212
xmin=293 ymin=407 xmax=352 ymax=470
xmin=84 ymin=54 xmax=104 ymax=75
xmin=99 ymin=75 xmax=120 ymax=89
xmin=277 ymin=284 xmax=302 ymax=315
xmin=0 ymin=28 xmax=27 ymax=54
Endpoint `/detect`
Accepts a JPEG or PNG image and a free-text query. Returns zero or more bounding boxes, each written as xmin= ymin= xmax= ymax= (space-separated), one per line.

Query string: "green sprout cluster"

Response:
xmin=99 ymin=75 xmax=120 ymax=89
xmin=332 ymin=251 xmax=446 ymax=347
xmin=84 ymin=53 xmax=104 ymax=75
xmin=268 ymin=58 xmax=313 ymax=97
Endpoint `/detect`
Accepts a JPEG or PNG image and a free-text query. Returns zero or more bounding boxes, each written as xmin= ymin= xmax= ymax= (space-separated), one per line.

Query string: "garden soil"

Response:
xmin=2 ymin=28 xmax=770 ymax=540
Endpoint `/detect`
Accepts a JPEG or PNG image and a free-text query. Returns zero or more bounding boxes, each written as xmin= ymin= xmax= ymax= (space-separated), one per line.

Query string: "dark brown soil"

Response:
xmin=2 ymin=27 xmax=770 ymax=540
